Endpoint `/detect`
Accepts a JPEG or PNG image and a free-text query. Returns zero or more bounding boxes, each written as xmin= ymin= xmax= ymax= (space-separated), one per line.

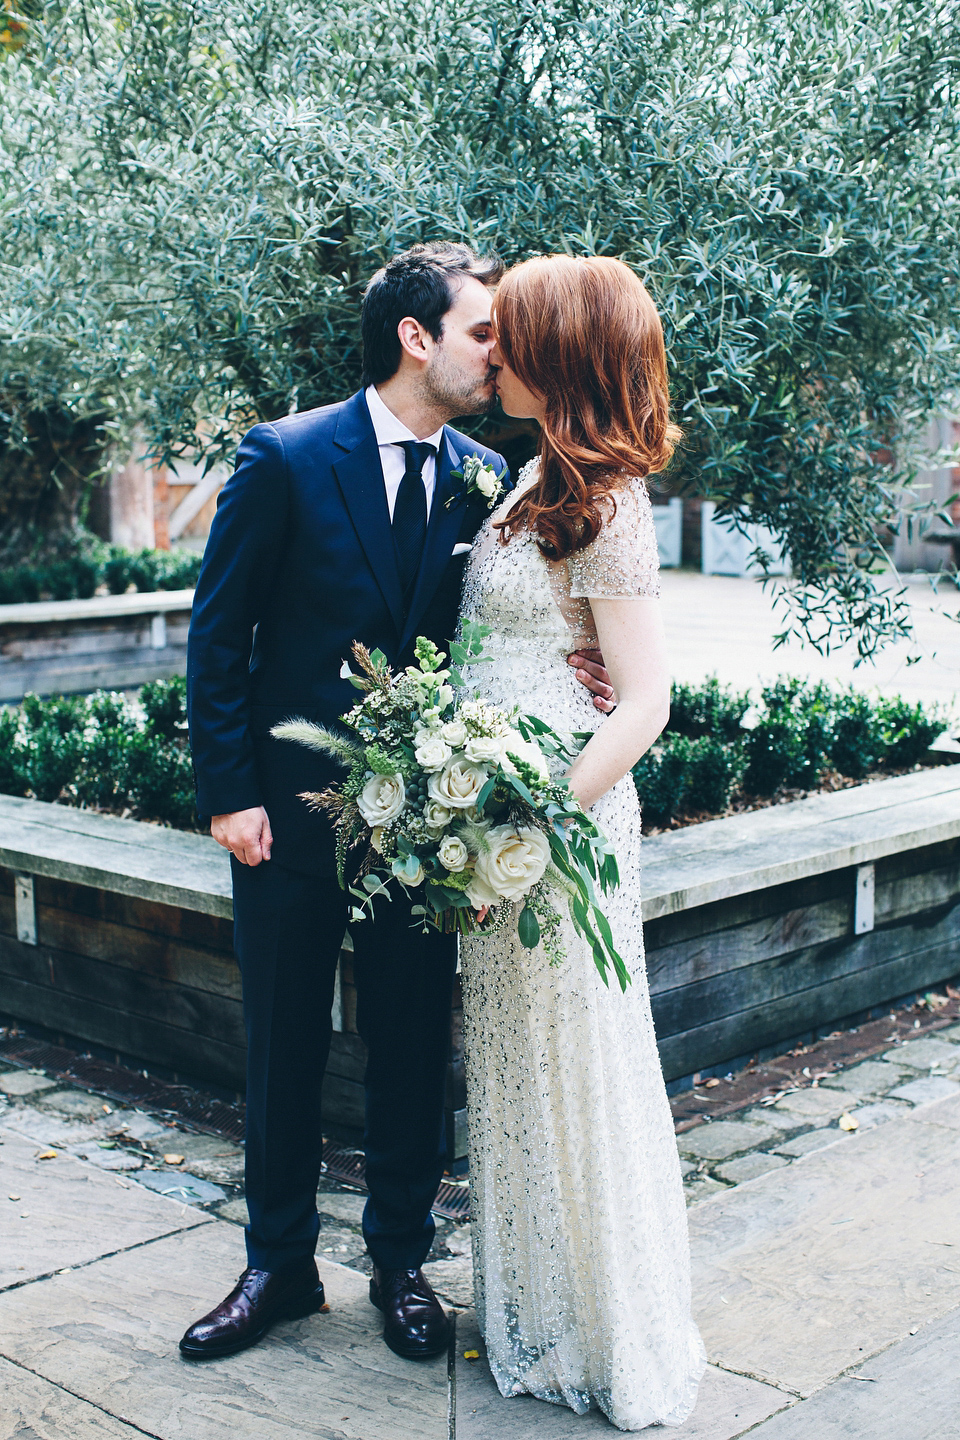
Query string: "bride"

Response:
xmin=458 ymin=254 xmax=706 ymax=1430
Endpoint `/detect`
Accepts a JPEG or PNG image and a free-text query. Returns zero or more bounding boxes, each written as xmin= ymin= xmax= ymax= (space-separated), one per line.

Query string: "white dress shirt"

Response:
xmin=365 ymin=385 xmax=445 ymax=522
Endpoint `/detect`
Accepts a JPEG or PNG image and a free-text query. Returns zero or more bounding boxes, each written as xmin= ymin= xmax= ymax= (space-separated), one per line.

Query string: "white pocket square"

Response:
xmin=452 ymin=543 xmax=473 ymax=556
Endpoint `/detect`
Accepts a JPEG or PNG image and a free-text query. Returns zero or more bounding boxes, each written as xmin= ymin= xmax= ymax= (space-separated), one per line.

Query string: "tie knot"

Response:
xmin=399 ymin=440 xmax=436 ymax=476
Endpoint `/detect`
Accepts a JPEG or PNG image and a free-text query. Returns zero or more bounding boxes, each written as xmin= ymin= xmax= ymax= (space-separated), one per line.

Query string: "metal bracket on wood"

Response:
xmin=331 ymin=949 xmax=345 ymax=1032
xmin=14 ymin=874 xmax=37 ymax=945
xmin=854 ymin=863 xmax=875 ymax=935
xmin=150 ymin=613 xmax=168 ymax=650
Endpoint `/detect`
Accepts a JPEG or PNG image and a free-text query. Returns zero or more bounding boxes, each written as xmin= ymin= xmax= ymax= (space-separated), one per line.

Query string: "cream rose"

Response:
xmin=423 ymin=798 xmax=453 ymax=832
xmin=464 ymin=736 xmax=503 ymax=766
xmin=438 ymin=834 xmax=469 ymax=873
xmin=414 ymin=732 xmax=452 ymax=772
xmin=357 ymin=772 xmax=406 ymax=827
xmin=470 ymin=824 xmax=550 ymax=903
xmin=475 ymin=465 xmax=500 ymax=499
xmin=427 ymin=756 xmax=489 ymax=810
xmin=441 ymin=718 xmax=468 ymax=748
xmin=392 ymin=856 xmax=425 ymax=887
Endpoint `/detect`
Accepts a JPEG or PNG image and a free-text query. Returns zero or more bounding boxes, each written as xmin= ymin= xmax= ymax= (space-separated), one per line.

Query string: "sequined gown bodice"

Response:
xmin=458 ymin=461 xmax=705 ymax=1431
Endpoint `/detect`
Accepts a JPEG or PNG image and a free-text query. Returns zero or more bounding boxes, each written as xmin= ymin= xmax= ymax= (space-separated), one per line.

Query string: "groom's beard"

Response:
xmin=421 ymin=355 xmax=498 ymax=419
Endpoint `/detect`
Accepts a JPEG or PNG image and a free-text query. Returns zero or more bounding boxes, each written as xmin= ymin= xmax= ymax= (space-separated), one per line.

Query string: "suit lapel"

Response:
xmin=331 ymin=392 xmax=404 ymax=633
xmin=400 ymin=429 xmax=468 ymax=652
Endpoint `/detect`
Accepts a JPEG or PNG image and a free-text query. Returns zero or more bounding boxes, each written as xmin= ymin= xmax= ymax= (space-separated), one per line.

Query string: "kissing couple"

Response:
xmin=184 ymin=243 xmax=705 ymax=1429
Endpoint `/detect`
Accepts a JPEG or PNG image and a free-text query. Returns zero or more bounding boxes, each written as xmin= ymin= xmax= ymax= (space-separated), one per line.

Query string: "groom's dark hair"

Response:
xmin=361 ymin=242 xmax=503 ymax=386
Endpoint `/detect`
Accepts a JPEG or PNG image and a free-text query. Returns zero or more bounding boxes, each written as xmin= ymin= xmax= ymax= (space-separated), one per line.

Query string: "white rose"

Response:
xmin=464 ymin=736 xmax=503 ymax=766
xmin=357 ymin=772 xmax=406 ymax=827
xmin=441 ymin=718 xmax=468 ymax=748
xmin=475 ymin=465 xmax=500 ymax=499
xmin=423 ymin=798 xmax=453 ymax=831
xmin=428 ymin=756 xmax=489 ymax=809
xmin=472 ymin=824 xmax=550 ymax=902
xmin=438 ymin=834 xmax=469 ymax=873
xmin=414 ymin=733 xmax=452 ymax=772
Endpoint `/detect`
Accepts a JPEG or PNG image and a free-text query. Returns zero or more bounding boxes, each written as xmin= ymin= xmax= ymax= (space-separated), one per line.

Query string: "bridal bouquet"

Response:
xmin=271 ymin=624 xmax=629 ymax=990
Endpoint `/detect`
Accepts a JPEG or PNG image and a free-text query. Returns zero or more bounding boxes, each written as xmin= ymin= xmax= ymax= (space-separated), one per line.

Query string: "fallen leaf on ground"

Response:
xmin=37 ymin=1150 xmax=57 ymax=1160
xmin=704 ymin=1078 xmax=721 ymax=1088
xmin=463 ymin=1350 xmax=480 ymax=1360
xmin=838 ymin=1113 xmax=859 ymax=1131
xmin=162 ymin=1154 xmax=185 ymax=1166
xmin=8 ymin=1194 xmax=20 ymax=1202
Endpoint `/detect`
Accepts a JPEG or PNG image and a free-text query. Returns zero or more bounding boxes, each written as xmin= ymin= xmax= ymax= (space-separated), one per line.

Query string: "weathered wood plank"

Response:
xmin=0 ymin=588 xmax=194 ymax=624
xmin=0 ymin=935 xmax=246 ymax=1049
xmin=0 ymin=796 xmax=232 ymax=917
xmin=326 ymin=1031 xmax=367 ymax=1086
xmin=641 ymin=766 xmax=960 ymax=919
xmin=322 ymin=1071 xmax=365 ymax=1130
xmin=0 ymin=971 xmax=245 ymax=1087
xmin=651 ymin=902 xmax=960 ymax=1038
xmin=35 ymin=904 xmax=242 ymax=1001
xmin=656 ymin=939 xmax=960 ymax=1080
xmin=646 ymin=855 xmax=960 ymax=994
xmin=33 ymin=872 xmax=235 ymax=950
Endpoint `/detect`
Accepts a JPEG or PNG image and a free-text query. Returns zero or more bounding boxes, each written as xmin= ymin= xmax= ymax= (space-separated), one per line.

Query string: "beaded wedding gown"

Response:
xmin=458 ymin=462 xmax=705 ymax=1431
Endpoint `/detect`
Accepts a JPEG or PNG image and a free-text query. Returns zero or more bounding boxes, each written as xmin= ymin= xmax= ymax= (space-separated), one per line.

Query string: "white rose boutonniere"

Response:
xmin=447 ymin=452 xmax=508 ymax=510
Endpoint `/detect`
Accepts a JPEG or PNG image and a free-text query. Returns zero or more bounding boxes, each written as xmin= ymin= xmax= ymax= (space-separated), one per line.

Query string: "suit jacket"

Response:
xmin=186 ymin=390 xmax=509 ymax=875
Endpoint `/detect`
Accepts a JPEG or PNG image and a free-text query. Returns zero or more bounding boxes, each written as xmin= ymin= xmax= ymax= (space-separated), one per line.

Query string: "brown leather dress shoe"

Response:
xmin=179 ymin=1258 xmax=325 ymax=1359
xmin=369 ymin=1265 xmax=453 ymax=1360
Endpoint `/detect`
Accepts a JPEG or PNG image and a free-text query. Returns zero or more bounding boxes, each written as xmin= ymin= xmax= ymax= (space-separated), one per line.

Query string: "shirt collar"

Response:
xmin=365 ymin=385 xmax=444 ymax=453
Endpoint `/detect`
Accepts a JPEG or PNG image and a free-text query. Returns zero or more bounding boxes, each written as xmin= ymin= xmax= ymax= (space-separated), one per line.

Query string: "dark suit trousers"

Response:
xmin=231 ymin=856 xmax=457 ymax=1273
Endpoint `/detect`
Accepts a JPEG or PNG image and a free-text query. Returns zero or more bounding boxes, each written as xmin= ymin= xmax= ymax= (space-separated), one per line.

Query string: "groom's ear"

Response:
xmin=397 ymin=316 xmax=433 ymax=367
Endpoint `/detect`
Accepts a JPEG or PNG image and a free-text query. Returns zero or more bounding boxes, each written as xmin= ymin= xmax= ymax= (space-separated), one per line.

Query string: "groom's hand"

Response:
xmin=567 ymin=649 xmax=617 ymax=713
xmin=211 ymin=806 xmax=273 ymax=866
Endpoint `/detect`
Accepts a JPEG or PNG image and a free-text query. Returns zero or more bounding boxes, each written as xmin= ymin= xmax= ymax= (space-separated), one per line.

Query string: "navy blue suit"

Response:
xmin=187 ymin=390 xmax=507 ymax=1272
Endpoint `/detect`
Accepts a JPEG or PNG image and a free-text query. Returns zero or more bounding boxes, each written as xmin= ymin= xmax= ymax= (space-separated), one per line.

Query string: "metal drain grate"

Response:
xmin=321 ymin=1140 xmax=470 ymax=1222
xmin=0 ymin=1031 xmax=470 ymax=1222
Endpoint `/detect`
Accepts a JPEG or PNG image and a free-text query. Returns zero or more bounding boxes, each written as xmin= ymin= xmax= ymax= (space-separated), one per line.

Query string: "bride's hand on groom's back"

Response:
xmin=211 ymin=806 xmax=274 ymax=866
xmin=567 ymin=649 xmax=617 ymax=712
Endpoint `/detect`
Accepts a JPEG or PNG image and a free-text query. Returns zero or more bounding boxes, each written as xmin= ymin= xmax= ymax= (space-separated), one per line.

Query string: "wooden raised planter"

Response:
xmin=1 ymin=766 xmax=959 ymax=1158
xmin=0 ymin=590 xmax=194 ymax=702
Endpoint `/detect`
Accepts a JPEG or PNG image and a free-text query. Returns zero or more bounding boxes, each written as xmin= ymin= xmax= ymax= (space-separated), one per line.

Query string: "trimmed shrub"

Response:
xmin=685 ymin=736 xmax=745 ymax=814
xmin=0 ymin=544 xmax=201 ymax=605
xmin=877 ymin=697 xmax=946 ymax=768
xmin=0 ymin=680 xmax=200 ymax=828
xmin=633 ymin=734 xmax=692 ymax=828
xmin=667 ymin=678 xmax=751 ymax=744
xmin=829 ymin=690 xmax=886 ymax=778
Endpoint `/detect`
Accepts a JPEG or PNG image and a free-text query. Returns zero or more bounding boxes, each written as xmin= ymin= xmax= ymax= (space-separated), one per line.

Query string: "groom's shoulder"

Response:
xmin=444 ymin=425 xmax=509 ymax=477
xmin=263 ymin=395 xmax=355 ymax=452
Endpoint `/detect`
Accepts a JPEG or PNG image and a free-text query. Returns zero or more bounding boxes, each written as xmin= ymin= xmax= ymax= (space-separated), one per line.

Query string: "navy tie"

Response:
xmin=393 ymin=440 xmax=433 ymax=600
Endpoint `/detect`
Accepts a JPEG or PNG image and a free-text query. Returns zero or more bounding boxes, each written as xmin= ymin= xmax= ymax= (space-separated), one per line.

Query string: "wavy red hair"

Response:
xmin=492 ymin=254 xmax=679 ymax=559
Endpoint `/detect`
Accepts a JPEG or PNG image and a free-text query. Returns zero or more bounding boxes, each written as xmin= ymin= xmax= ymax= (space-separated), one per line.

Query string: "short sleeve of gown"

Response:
xmin=566 ymin=479 xmax=662 ymax=600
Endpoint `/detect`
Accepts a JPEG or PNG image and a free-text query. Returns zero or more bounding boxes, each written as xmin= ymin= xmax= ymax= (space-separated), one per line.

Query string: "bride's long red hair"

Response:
xmin=492 ymin=254 xmax=680 ymax=559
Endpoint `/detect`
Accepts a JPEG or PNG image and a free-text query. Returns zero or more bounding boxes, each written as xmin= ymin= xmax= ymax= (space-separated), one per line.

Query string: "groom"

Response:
xmin=182 ymin=242 xmax=614 ymax=1364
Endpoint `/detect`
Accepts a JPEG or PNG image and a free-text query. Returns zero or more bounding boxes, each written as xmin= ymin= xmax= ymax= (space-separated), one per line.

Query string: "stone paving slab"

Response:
xmin=0 ymin=1219 xmax=448 ymax=1440
xmin=454 ymin=1312 xmax=789 ymax=1439
xmin=0 ymin=1126 xmax=210 ymax=1291
xmin=688 ymin=1094 xmax=960 ymax=1397
xmin=0 ymin=1356 xmax=147 ymax=1438
xmin=743 ymin=1303 xmax=960 ymax=1438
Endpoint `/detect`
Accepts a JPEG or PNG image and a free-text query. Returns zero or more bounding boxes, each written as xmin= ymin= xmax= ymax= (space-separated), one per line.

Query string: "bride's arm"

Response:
xmin=566 ymin=596 xmax=670 ymax=811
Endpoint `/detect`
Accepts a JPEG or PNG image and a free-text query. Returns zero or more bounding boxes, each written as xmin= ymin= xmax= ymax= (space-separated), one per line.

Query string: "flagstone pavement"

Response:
xmin=3 ymin=1020 xmax=960 ymax=1438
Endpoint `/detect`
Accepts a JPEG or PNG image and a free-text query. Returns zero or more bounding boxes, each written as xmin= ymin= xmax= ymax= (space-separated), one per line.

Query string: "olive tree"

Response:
xmin=3 ymin=0 xmax=960 ymax=653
